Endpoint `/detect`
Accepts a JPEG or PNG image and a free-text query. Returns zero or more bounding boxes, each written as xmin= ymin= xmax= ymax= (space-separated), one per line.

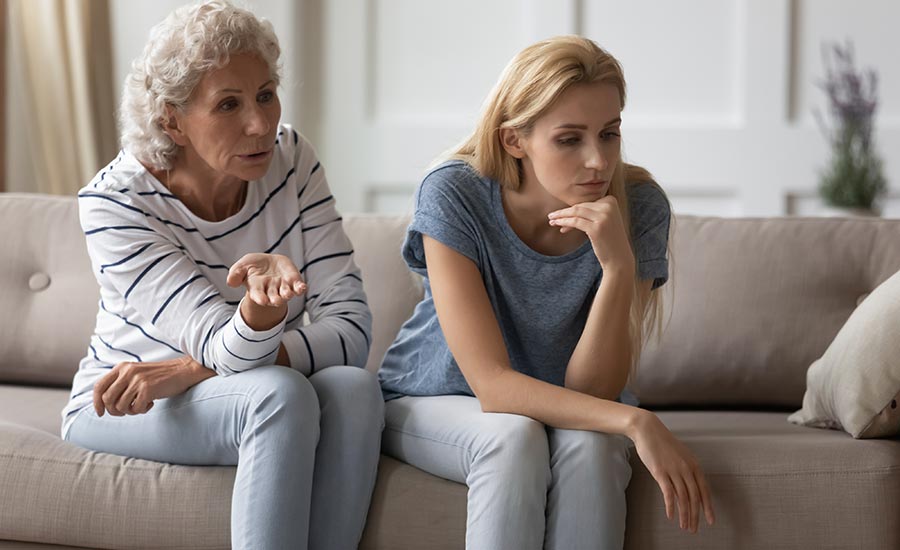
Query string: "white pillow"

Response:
xmin=788 ymin=269 xmax=900 ymax=438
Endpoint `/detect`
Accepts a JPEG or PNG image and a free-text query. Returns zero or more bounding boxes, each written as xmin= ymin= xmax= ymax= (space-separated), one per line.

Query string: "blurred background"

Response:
xmin=2 ymin=0 xmax=898 ymax=217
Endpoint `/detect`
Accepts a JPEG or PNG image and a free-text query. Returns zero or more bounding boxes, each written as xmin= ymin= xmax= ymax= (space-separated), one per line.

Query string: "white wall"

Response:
xmin=314 ymin=0 xmax=900 ymax=217
xmin=7 ymin=0 xmax=899 ymax=218
xmin=109 ymin=0 xmax=300 ymax=126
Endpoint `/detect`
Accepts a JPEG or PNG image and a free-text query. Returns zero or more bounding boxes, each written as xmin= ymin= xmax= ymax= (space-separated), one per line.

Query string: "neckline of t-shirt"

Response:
xmin=490 ymin=179 xmax=593 ymax=263
xmin=127 ymin=150 xmax=260 ymax=232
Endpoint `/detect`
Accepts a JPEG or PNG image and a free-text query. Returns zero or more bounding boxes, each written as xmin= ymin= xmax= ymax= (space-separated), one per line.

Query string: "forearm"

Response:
xmin=481 ymin=366 xmax=646 ymax=438
xmin=420 ymin=235 xmax=643 ymax=433
xmin=184 ymin=357 xmax=219 ymax=383
xmin=565 ymin=269 xmax=634 ymax=399
xmin=240 ymin=291 xmax=288 ymax=330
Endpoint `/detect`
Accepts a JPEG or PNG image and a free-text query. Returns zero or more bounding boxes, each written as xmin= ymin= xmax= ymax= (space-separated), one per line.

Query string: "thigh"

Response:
xmin=308 ymin=366 xmax=384 ymax=424
xmin=544 ymin=428 xmax=631 ymax=550
xmin=383 ymin=395 xmax=546 ymax=484
xmin=65 ymin=365 xmax=297 ymax=466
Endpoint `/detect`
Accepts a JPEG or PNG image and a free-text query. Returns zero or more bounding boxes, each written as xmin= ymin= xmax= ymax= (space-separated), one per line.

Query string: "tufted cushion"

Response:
xmin=0 ymin=194 xmax=99 ymax=386
xmin=632 ymin=216 xmax=900 ymax=409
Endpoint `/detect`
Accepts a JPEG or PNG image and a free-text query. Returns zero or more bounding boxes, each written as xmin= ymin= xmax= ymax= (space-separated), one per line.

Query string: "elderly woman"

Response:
xmin=60 ymin=2 xmax=382 ymax=548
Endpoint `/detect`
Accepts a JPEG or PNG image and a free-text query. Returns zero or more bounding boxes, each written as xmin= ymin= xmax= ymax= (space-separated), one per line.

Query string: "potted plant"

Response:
xmin=816 ymin=41 xmax=886 ymax=216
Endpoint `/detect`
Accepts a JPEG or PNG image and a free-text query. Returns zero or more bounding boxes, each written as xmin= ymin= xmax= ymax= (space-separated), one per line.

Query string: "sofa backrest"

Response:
xmin=0 ymin=194 xmax=99 ymax=387
xmin=633 ymin=215 xmax=900 ymax=408
xmin=0 ymin=194 xmax=424 ymax=388
xmin=3 ymin=193 xmax=900 ymax=410
xmin=340 ymin=215 xmax=423 ymax=372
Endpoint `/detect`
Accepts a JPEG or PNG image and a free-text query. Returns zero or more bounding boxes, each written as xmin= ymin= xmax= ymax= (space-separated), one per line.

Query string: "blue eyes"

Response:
xmin=217 ymin=91 xmax=276 ymax=113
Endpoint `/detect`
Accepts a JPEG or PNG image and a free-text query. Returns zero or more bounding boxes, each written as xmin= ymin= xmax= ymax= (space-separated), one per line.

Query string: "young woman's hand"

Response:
xmin=92 ymin=355 xmax=216 ymax=417
xmin=226 ymin=253 xmax=307 ymax=307
xmin=629 ymin=410 xmax=716 ymax=533
xmin=548 ymin=196 xmax=635 ymax=275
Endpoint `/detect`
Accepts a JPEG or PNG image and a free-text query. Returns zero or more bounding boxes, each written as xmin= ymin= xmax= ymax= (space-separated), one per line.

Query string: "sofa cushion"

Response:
xmin=624 ymin=411 xmax=900 ymax=549
xmin=788 ymin=268 xmax=900 ymax=438
xmin=632 ymin=216 xmax=900 ymax=408
xmin=369 ymin=411 xmax=900 ymax=550
xmin=0 ymin=385 xmax=70 ymax=436
xmin=360 ymin=456 xmax=467 ymax=550
xmin=0 ymin=421 xmax=233 ymax=550
xmin=3 ymin=388 xmax=899 ymax=550
xmin=0 ymin=195 xmax=99 ymax=387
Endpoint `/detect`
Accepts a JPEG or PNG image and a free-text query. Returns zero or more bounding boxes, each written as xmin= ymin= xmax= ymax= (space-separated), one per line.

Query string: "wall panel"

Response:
xmin=581 ymin=0 xmax=742 ymax=128
xmin=792 ymin=0 xmax=900 ymax=126
xmin=7 ymin=0 xmax=895 ymax=220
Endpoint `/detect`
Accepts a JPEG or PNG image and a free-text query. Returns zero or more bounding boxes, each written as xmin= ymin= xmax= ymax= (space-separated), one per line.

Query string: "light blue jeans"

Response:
xmin=383 ymin=395 xmax=632 ymax=550
xmin=66 ymin=365 xmax=384 ymax=550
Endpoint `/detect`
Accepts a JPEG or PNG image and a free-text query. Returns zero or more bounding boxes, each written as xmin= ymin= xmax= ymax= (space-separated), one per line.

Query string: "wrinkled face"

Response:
xmin=514 ymin=82 xmax=622 ymax=205
xmin=169 ymin=53 xmax=281 ymax=183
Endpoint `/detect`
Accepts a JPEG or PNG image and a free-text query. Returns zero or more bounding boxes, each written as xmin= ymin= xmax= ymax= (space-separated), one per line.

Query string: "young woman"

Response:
xmin=379 ymin=36 xmax=715 ymax=549
xmin=62 ymin=2 xmax=382 ymax=548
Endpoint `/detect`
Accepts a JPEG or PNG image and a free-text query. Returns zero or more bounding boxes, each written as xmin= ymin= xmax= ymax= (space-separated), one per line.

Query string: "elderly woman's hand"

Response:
xmin=93 ymin=355 xmax=216 ymax=417
xmin=226 ymin=253 xmax=307 ymax=307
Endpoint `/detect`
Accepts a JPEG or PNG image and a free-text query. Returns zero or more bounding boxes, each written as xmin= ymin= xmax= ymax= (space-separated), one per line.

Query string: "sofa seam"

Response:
xmin=677 ymin=468 xmax=900 ymax=478
xmin=0 ymin=452 xmax=234 ymax=473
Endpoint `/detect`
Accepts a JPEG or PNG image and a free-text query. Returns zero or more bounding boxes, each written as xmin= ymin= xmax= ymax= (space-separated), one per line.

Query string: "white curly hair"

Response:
xmin=119 ymin=0 xmax=281 ymax=170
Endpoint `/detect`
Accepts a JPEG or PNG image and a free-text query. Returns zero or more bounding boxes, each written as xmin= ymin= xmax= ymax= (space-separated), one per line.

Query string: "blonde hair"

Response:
xmin=119 ymin=0 xmax=281 ymax=170
xmin=447 ymin=35 xmax=671 ymax=375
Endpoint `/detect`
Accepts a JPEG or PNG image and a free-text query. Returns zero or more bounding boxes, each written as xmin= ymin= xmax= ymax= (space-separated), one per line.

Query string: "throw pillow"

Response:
xmin=788 ymin=269 xmax=900 ymax=438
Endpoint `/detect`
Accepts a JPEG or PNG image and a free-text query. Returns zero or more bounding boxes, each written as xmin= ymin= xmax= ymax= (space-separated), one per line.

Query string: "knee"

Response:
xmin=241 ymin=366 xmax=320 ymax=429
xmin=552 ymin=430 xmax=630 ymax=473
xmin=464 ymin=414 xmax=550 ymax=498
xmin=311 ymin=366 xmax=384 ymax=419
xmin=477 ymin=414 xmax=549 ymax=467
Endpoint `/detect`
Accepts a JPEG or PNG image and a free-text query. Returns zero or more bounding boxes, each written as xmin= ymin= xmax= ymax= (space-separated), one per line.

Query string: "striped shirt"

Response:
xmin=61 ymin=124 xmax=371 ymax=438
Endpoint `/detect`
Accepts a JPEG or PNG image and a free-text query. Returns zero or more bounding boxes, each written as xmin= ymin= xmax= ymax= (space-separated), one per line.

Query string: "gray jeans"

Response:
xmin=384 ymin=395 xmax=631 ymax=550
xmin=66 ymin=365 xmax=384 ymax=550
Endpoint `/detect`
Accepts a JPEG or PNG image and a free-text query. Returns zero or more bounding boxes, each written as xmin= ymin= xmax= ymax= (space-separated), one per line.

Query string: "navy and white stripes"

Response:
xmin=62 ymin=123 xmax=372 ymax=438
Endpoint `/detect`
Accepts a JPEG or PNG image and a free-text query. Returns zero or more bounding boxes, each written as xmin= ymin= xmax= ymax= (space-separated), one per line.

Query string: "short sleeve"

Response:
xmin=401 ymin=163 xmax=483 ymax=275
xmin=628 ymin=182 xmax=671 ymax=289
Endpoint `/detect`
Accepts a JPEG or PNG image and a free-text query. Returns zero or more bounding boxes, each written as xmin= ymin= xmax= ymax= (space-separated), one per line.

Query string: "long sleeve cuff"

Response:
xmin=215 ymin=298 xmax=287 ymax=374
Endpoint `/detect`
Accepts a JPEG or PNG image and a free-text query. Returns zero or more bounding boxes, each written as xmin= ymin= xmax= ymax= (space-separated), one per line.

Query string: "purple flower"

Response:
xmin=816 ymin=41 xmax=878 ymax=151
xmin=815 ymin=40 xmax=886 ymax=210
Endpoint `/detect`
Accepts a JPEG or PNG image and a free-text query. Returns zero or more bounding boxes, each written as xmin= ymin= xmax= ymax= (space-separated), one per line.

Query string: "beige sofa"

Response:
xmin=1 ymin=192 xmax=899 ymax=550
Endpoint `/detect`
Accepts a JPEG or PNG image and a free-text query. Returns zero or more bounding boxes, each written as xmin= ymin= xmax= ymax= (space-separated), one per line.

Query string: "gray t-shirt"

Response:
xmin=378 ymin=160 xmax=670 ymax=400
